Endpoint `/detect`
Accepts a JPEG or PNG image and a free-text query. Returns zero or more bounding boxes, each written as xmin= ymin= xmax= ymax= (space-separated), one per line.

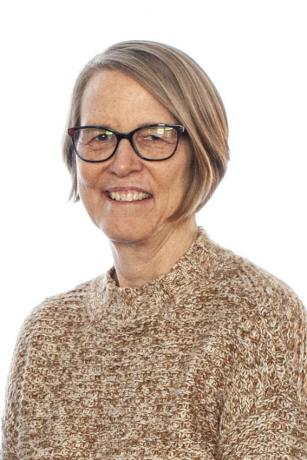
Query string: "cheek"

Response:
xmin=76 ymin=164 xmax=105 ymax=216
xmin=159 ymin=168 xmax=190 ymax=211
xmin=154 ymin=153 xmax=191 ymax=203
xmin=76 ymin=162 xmax=99 ymax=192
xmin=180 ymin=151 xmax=193 ymax=194
xmin=171 ymin=157 xmax=192 ymax=195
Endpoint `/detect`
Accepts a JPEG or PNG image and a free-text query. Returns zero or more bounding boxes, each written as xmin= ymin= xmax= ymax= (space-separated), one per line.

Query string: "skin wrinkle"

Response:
xmin=2 ymin=60 xmax=306 ymax=459
xmin=77 ymin=69 xmax=198 ymax=289
xmin=2 ymin=227 xmax=306 ymax=459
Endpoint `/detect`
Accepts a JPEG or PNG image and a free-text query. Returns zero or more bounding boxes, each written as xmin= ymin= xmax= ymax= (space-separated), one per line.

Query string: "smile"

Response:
xmin=107 ymin=191 xmax=152 ymax=202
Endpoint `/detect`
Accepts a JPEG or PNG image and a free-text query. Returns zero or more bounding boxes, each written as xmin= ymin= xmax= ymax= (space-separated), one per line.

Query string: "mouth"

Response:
xmin=105 ymin=190 xmax=153 ymax=203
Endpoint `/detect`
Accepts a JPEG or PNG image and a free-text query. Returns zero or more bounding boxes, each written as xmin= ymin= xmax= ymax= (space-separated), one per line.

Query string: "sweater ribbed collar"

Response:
xmin=86 ymin=226 xmax=214 ymax=332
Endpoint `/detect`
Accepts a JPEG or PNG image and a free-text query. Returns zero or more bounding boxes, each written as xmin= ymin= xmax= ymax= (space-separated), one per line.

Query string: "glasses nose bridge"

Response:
xmin=115 ymin=130 xmax=136 ymax=154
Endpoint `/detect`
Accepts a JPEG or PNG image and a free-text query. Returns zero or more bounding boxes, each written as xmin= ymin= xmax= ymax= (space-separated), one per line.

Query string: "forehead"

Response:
xmin=80 ymin=70 xmax=176 ymax=128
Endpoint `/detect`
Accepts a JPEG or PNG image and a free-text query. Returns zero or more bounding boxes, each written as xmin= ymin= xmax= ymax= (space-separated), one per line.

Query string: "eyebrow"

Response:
xmin=81 ymin=121 xmax=175 ymax=130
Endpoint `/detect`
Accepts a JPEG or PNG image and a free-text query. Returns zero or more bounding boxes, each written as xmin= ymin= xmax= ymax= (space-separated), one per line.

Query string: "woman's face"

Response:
xmin=76 ymin=70 xmax=192 ymax=244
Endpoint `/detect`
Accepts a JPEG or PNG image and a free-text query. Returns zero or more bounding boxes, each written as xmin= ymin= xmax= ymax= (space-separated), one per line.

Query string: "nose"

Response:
xmin=108 ymin=138 xmax=143 ymax=176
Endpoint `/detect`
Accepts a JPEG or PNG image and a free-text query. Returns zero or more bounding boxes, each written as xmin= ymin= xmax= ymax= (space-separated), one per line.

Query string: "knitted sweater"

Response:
xmin=1 ymin=227 xmax=307 ymax=460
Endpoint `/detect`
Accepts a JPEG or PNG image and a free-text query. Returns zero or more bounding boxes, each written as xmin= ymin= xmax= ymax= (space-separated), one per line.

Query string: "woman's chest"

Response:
xmin=18 ymin=320 xmax=231 ymax=459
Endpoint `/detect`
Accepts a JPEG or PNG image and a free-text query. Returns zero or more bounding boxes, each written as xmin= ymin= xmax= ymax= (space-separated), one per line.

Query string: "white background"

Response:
xmin=0 ymin=0 xmax=306 ymax=419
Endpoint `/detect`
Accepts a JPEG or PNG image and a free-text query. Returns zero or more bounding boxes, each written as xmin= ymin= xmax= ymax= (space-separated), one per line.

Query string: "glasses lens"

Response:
xmin=133 ymin=126 xmax=178 ymax=159
xmin=74 ymin=128 xmax=116 ymax=161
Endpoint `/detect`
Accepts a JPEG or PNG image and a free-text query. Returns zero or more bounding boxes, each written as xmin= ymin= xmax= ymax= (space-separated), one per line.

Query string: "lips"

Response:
xmin=105 ymin=187 xmax=152 ymax=196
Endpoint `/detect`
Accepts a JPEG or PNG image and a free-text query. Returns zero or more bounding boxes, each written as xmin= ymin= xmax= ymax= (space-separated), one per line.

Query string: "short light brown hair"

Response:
xmin=62 ymin=40 xmax=230 ymax=222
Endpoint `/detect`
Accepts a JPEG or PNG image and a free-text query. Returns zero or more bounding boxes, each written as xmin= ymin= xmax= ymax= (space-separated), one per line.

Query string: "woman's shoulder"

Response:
xmin=15 ymin=273 xmax=104 ymax=343
xmin=43 ymin=273 xmax=102 ymax=304
xmin=205 ymin=235 xmax=306 ymax=323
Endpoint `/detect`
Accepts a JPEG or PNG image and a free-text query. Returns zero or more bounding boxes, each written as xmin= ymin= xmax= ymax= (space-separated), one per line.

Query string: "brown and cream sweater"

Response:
xmin=1 ymin=227 xmax=307 ymax=459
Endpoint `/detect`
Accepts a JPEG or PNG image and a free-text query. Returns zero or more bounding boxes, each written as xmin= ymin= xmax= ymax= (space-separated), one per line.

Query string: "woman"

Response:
xmin=2 ymin=40 xmax=306 ymax=459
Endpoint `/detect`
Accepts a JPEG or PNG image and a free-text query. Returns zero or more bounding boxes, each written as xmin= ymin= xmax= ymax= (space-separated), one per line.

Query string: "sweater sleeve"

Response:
xmin=217 ymin=289 xmax=307 ymax=459
xmin=1 ymin=306 xmax=41 ymax=460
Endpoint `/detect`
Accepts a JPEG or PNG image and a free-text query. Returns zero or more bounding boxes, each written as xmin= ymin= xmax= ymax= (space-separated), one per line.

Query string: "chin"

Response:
xmin=99 ymin=221 xmax=155 ymax=245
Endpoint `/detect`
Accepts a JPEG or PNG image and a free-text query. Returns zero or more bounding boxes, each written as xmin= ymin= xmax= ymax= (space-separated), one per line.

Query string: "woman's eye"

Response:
xmin=144 ymin=135 xmax=163 ymax=142
xmin=95 ymin=133 xmax=111 ymax=141
xmin=90 ymin=131 xmax=113 ymax=143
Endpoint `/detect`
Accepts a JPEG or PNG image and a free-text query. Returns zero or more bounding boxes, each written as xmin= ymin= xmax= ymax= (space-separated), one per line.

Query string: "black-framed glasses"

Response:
xmin=67 ymin=123 xmax=185 ymax=162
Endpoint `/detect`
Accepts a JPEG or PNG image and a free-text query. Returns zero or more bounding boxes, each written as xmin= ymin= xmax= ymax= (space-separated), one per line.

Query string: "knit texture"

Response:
xmin=1 ymin=227 xmax=307 ymax=459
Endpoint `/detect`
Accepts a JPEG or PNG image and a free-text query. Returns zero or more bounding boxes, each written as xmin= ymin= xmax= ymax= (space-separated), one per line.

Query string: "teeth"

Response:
xmin=108 ymin=191 xmax=151 ymax=201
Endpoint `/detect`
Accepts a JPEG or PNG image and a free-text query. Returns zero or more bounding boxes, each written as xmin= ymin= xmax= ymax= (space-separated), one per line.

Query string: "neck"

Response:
xmin=110 ymin=216 xmax=198 ymax=288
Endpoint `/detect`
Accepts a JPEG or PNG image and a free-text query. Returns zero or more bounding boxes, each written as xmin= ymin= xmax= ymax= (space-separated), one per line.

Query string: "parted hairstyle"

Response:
xmin=62 ymin=40 xmax=230 ymax=222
